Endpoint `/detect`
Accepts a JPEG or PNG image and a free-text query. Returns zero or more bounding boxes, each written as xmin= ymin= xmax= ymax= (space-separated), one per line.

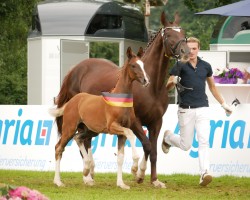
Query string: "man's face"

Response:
xmin=187 ymin=42 xmax=199 ymax=60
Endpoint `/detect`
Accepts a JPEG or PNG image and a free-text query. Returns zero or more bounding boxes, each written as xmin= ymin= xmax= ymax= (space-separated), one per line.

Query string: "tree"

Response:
xmin=0 ymin=0 xmax=41 ymax=104
xmin=148 ymin=0 xmax=239 ymax=49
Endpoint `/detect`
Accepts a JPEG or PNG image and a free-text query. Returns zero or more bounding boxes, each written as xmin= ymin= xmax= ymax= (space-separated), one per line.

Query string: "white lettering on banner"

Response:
xmin=94 ymin=158 xmax=133 ymax=171
xmin=171 ymin=119 xmax=250 ymax=158
xmin=210 ymin=161 xmax=250 ymax=174
xmin=0 ymin=156 xmax=46 ymax=170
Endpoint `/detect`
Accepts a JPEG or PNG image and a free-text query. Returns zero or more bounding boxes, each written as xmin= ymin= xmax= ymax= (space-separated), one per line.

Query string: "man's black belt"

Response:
xmin=179 ymin=104 xmax=200 ymax=109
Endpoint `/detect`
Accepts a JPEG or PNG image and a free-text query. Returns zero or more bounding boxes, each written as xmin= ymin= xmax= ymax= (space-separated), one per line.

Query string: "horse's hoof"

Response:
xmin=117 ymin=183 xmax=130 ymax=190
xmin=136 ymin=177 xmax=144 ymax=184
xmin=152 ymin=179 xmax=166 ymax=188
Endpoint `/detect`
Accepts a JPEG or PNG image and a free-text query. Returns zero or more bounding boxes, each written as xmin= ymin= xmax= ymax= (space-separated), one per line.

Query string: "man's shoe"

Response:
xmin=162 ymin=130 xmax=171 ymax=154
xmin=199 ymin=172 xmax=212 ymax=186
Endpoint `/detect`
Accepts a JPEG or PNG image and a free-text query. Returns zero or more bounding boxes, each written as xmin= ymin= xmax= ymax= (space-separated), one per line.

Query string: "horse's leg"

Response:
xmin=117 ymin=135 xmax=129 ymax=189
xmin=74 ymin=135 xmax=93 ymax=185
xmin=148 ymin=123 xmax=166 ymax=188
xmin=84 ymin=137 xmax=95 ymax=179
xmin=76 ymin=126 xmax=97 ymax=181
xmin=130 ymin=121 xmax=151 ymax=183
xmin=54 ymin=127 xmax=76 ymax=187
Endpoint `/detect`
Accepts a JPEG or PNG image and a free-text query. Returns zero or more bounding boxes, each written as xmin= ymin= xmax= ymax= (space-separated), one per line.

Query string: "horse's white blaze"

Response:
xmin=172 ymin=28 xmax=181 ymax=32
xmin=136 ymin=60 xmax=149 ymax=84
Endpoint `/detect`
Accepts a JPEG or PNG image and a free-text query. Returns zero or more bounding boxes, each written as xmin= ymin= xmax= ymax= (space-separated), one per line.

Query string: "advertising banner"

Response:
xmin=0 ymin=105 xmax=249 ymax=177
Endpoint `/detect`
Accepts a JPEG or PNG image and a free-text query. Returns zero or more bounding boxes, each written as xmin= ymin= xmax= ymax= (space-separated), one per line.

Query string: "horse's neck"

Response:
xmin=143 ymin=33 xmax=169 ymax=90
xmin=112 ymin=68 xmax=133 ymax=94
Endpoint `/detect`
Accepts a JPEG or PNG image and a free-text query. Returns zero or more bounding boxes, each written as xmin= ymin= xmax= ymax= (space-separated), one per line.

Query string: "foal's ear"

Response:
xmin=137 ymin=47 xmax=144 ymax=58
xmin=126 ymin=46 xmax=133 ymax=59
xmin=174 ymin=12 xmax=180 ymax=25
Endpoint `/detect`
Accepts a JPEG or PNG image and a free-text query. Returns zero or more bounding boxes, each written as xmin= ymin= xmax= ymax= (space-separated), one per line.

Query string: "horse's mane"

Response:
xmin=143 ymin=28 xmax=162 ymax=53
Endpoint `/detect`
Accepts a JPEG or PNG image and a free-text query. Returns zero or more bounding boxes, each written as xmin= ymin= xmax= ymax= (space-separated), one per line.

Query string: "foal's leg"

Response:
xmin=54 ymin=138 xmax=65 ymax=187
xmin=117 ymin=135 xmax=130 ymax=189
xmin=136 ymin=155 xmax=147 ymax=183
xmin=117 ymin=128 xmax=140 ymax=189
xmin=54 ymin=127 xmax=76 ymax=187
xmin=123 ymin=128 xmax=140 ymax=172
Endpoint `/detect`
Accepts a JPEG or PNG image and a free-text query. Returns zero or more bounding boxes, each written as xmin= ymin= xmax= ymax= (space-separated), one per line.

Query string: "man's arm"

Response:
xmin=207 ymin=76 xmax=232 ymax=114
xmin=166 ymin=75 xmax=180 ymax=91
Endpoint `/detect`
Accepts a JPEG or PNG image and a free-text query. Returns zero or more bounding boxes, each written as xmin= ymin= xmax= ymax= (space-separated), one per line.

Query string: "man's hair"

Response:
xmin=187 ymin=37 xmax=200 ymax=48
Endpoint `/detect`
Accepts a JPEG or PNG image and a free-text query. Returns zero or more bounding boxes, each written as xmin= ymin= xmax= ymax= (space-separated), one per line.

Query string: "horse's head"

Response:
xmin=126 ymin=47 xmax=150 ymax=87
xmin=160 ymin=11 xmax=190 ymax=63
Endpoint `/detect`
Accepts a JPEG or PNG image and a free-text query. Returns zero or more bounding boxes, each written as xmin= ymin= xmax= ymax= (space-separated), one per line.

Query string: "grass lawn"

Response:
xmin=0 ymin=170 xmax=250 ymax=200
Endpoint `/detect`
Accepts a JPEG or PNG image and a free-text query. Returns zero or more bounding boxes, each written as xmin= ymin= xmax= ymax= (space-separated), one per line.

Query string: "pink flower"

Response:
xmin=0 ymin=184 xmax=49 ymax=200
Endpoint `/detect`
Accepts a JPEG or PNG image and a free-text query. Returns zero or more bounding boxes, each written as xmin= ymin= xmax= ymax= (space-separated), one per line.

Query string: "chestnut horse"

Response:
xmin=54 ymin=11 xmax=190 ymax=188
xmin=50 ymin=47 xmax=150 ymax=189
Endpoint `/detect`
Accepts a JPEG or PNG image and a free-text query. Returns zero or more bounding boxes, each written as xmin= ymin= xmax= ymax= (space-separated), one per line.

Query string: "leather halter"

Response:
xmin=161 ymin=27 xmax=187 ymax=59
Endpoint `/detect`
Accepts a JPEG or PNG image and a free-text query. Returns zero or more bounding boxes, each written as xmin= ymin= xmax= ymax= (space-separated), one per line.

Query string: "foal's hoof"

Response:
xmin=83 ymin=168 xmax=90 ymax=176
xmin=152 ymin=179 xmax=166 ymax=188
xmin=131 ymin=166 xmax=138 ymax=177
xmin=83 ymin=176 xmax=95 ymax=186
xmin=117 ymin=183 xmax=130 ymax=190
xmin=53 ymin=180 xmax=65 ymax=187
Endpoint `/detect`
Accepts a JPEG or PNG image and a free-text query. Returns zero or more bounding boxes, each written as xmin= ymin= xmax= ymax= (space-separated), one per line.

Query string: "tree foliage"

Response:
xmin=148 ymin=0 xmax=239 ymax=50
xmin=0 ymin=0 xmax=41 ymax=104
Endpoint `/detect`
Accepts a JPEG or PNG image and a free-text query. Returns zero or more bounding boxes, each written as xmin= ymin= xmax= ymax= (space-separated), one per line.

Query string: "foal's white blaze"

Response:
xmin=136 ymin=60 xmax=149 ymax=85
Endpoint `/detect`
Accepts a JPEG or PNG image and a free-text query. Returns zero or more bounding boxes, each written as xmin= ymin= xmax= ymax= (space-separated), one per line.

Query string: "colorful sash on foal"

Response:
xmin=102 ymin=92 xmax=133 ymax=107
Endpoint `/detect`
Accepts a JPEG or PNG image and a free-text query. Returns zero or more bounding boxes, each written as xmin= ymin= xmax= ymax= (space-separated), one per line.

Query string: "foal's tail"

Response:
xmin=49 ymin=104 xmax=67 ymax=118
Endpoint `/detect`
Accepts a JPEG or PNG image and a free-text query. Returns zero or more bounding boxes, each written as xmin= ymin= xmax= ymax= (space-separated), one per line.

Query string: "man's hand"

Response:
xmin=221 ymin=102 xmax=233 ymax=115
xmin=173 ymin=76 xmax=181 ymax=84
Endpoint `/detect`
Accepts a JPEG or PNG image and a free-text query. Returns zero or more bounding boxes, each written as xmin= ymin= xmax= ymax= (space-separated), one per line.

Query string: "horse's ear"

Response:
xmin=174 ymin=12 xmax=180 ymax=25
xmin=126 ymin=46 xmax=133 ymax=59
xmin=160 ymin=11 xmax=167 ymax=26
xmin=137 ymin=47 xmax=144 ymax=58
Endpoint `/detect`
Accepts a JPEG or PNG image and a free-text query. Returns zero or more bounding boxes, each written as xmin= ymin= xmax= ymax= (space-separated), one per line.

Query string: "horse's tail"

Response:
xmin=54 ymin=66 xmax=76 ymax=135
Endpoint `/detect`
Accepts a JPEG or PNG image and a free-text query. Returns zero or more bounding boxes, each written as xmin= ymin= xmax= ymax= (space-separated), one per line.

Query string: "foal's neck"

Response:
xmin=112 ymin=67 xmax=133 ymax=94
